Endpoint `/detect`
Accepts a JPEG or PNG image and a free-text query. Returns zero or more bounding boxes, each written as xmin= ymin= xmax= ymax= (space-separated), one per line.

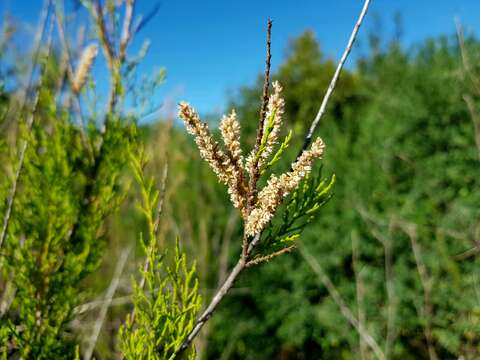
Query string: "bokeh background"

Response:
xmin=1 ymin=0 xmax=480 ymax=359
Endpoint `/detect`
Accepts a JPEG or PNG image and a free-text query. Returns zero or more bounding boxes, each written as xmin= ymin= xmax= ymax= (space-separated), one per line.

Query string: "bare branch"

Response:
xmin=300 ymin=0 xmax=371 ymax=155
xmin=463 ymin=94 xmax=480 ymax=159
xmin=177 ymin=255 xmax=246 ymax=354
xmin=384 ymin=223 xmax=396 ymax=359
xmin=395 ymin=222 xmax=438 ymax=360
xmin=0 ymin=2 xmax=54 ymax=251
xmin=131 ymin=2 xmax=161 ymax=36
xmin=455 ymin=17 xmax=480 ymax=94
xmin=94 ymin=0 xmax=115 ymax=71
xmin=245 ymin=244 xmax=296 ymax=267
xmin=300 ymin=244 xmax=386 ymax=360
xmin=54 ymin=4 xmax=92 ymax=157
xmin=357 ymin=207 xmax=398 ymax=357
xmin=84 ymin=247 xmax=131 ymax=360
xmin=352 ymin=231 xmax=368 ymax=360
xmin=176 ymin=232 xmax=260 ymax=355
xmin=2 ymin=0 xmax=52 ymax=127
xmin=218 ymin=211 xmax=238 ymax=285
xmin=245 ymin=18 xmax=272 ymax=256
xmin=120 ymin=0 xmax=135 ymax=61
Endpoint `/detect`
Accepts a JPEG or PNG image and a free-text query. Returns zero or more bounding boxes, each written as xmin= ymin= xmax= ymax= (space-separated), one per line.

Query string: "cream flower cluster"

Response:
xmin=72 ymin=44 xmax=98 ymax=94
xmin=220 ymin=109 xmax=243 ymax=170
xmin=246 ymin=81 xmax=285 ymax=173
xmin=179 ymin=102 xmax=247 ymax=214
xmin=244 ymin=137 xmax=325 ymax=237
xmin=178 ymin=81 xmax=325 ymax=237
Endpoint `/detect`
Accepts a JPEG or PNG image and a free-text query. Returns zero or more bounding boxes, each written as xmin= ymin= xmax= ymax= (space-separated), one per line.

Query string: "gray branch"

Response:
xmin=300 ymin=0 xmax=371 ymax=153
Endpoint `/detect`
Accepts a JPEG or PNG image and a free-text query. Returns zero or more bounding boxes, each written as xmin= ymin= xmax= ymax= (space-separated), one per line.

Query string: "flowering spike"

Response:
xmin=220 ymin=109 xmax=243 ymax=170
xmin=178 ymin=103 xmax=247 ymax=214
xmin=179 ymin=82 xmax=326 ymax=236
xmin=246 ymin=81 xmax=285 ymax=173
xmin=72 ymin=44 xmax=98 ymax=94
xmin=244 ymin=137 xmax=325 ymax=237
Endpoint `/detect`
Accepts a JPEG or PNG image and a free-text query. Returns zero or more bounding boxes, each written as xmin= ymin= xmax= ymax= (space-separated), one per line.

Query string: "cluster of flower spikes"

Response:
xmin=178 ymin=81 xmax=325 ymax=238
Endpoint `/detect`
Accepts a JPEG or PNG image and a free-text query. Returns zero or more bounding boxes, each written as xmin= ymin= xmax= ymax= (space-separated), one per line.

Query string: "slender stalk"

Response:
xmin=383 ymin=226 xmax=396 ymax=359
xmin=120 ymin=0 xmax=136 ymax=62
xmin=53 ymin=3 xmax=92 ymax=156
xmin=299 ymin=0 xmax=371 ymax=155
xmin=300 ymin=244 xmax=386 ymax=360
xmin=176 ymin=233 xmax=261 ymax=354
xmin=456 ymin=18 xmax=480 ymax=159
xmin=245 ymin=18 xmax=272 ymax=256
xmin=0 ymin=0 xmax=52 ymax=251
xmin=2 ymin=0 xmax=52 ymax=127
xmin=463 ymin=95 xmax=480 ymax=158
xmin=405 ymin=225 xmax=438 ymax=360
xmin=84 ymin=247 xmax=131 ymax=360
xmin=245 ymin=244 xmax=296 ymax=267
xmin=179 ymin=256 xmax=245 ymax=353
xmin=455 ymin=18 xmax=480 ymax=94
xmin=352 ymin=231 xmax=368 ymax=360
xmin=66 ymin=0 xmax=133 ymax=246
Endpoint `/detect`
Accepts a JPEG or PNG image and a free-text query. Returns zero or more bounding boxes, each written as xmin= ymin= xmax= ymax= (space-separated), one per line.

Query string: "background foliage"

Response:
xmin=0 ymin=3 xmax=480 ymax=359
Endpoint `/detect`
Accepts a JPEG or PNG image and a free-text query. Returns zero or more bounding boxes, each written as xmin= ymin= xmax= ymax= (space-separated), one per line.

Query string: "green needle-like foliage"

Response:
xmin=0 ymin=81 xmax=136 ymax=358
xmin=119 ymin=149 xmax=201 ymax=360
xmin=119 ymin=242 xmax=201 ymax=360
xmin=262 ymin=130 xmax=293 ymax=174
xmin=256 ymin=169 xmax=335 ymax=256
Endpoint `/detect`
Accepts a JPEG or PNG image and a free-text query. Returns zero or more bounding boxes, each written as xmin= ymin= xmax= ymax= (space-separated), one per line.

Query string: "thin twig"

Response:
xmin=94 ymin=0 xmax=115 ymax=71
xmin=2 ymin=0 xmax=52 ymax=128
xmin=245 ymin=18 xmax=272 ymax=256
xmin=75 ymin=294 xmax=133 ymax=315
xmin=358 ymin=208 xmax=398 ymax=357
xmin=178 ymin=256 xmax=246 ymax=353
xmin=383 ymin=224 xmax=396 ymax=359
xmin=195 ymin=210 xmax=239 ymax=358
xmin=0 ymin=15 xmax=55 ymax=322
xmin=54 ymin=3 xmax=92 ymax=157
xmin=463 ymin=94 xmax=480 ymax=159
xmin=245 ymin=244 xmax=296 ymax=267
xmin=66 ymin=0 xmax=133 ymax=248
xmin=0 ymin=2 xmax=53 ymax=249
xmin=455 ymin=17 xmax=480 ymax=94
xmin=0 ymin=0 xmax=53 ymax=251
xmin=352 ymin=231 xmax=368 ymax=360
xmin=131 ymin=2 xmax=161 ymax=36
xmin=176 ymin=233 xmax=261 ymax=355
xmin=397 ymin=222 xmax=438 ymax=360
xmin=300 ymin=244 xmax=386 ymax=360
xmin=454 ymin=244 xmax=480 ymax=260
xmin=74 ymin=286 xmax=250 ymax=316
xmin=299 ymin=0 xmax=371 ymax=155
xmin=456 ymin=19 xmax=480 ymax=159
xmin=84 ymin=247 xmax=131 ymax=360
xmin=218 ymin=211 xmax=238 ymax=285
xmin=120 ymin=0 xmax=135 ymax=62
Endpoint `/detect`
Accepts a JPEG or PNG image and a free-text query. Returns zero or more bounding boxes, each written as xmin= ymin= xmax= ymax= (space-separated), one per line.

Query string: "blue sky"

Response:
xmin=2 ymin=0 xmax=480 ymax=117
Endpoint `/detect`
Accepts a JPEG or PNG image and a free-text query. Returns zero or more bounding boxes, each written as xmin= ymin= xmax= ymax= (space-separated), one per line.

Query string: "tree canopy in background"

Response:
xmin=199 ymin=31 xmax=480 ymax=359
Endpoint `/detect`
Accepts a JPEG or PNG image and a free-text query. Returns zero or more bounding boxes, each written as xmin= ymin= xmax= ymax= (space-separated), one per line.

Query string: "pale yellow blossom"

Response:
xmin=178 ymin=102 xmax=247 ymax=213
xmin=72 ymin=44 xmax=98 ymax=94
xmin=245 ymin=137 xmax=325 ymax=237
